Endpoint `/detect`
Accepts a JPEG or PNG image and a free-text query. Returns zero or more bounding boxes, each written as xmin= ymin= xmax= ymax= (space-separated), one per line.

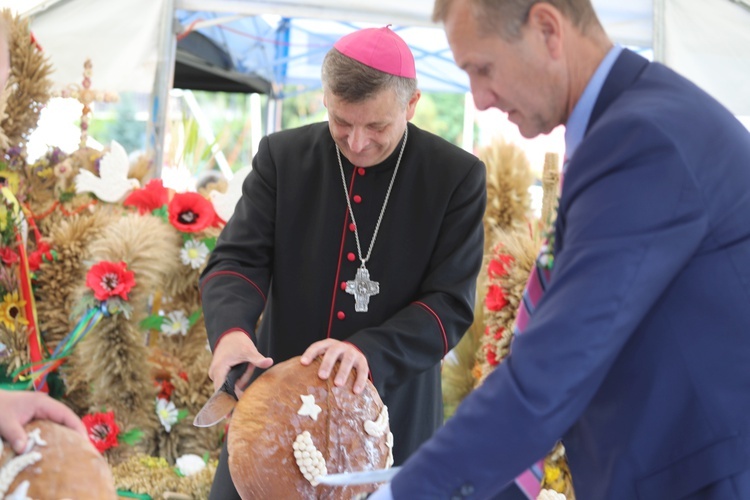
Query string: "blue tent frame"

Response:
xmin=174 ymin=11 xmax=471 ymax=98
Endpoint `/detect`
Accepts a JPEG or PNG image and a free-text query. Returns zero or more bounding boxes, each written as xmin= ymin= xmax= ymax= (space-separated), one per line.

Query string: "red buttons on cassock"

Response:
xmin=340 ymin=281 xmax=347 ymax=290
xmin=349 ymin=223 xmax=356 ymax=232
xmin=353 ymin=195 xmax=362 ymax=203
xmin=358 ymin=167 xmax=366 ymax=176
xmin=347 ymin=252 xmax=356 ymax=262
xmin=337 ymin=311 xmax=346 ymax=320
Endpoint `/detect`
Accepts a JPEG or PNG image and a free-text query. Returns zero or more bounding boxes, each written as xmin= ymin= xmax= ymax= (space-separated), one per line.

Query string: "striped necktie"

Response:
xmin=515 ymin=155 xmax=564 ymax=337
xmin=513 ymin=156 xmax=565 ymax=499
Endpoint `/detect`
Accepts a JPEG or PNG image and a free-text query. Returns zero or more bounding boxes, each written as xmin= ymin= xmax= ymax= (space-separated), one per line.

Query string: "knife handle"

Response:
xmin=221 ymin=362 xmax=249 ymax=399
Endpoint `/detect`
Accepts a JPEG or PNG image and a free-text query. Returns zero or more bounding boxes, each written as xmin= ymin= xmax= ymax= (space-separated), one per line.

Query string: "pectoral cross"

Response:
xmin=345 ymin=266 xmax=380 ymax=312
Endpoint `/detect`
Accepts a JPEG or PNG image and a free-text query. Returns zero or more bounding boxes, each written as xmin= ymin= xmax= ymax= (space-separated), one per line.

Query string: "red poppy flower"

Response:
xmin=82 ymin=410 xmax=120 ymax=453
xmin=168 ymin=192 xmax=218 ymax=233
xmin=155 ymin=379 xmax=175 ymax=400
xmin=0 ymin=247 xmax=19 ymax=266
xmin=488 ymin=254 xmax=514 ymax=278
xmin=485 ymin=284 xmax=509 ymax=311
xmin=123 ymin=179 xmax=169 ymax=214
xmin=28 ymin=241 xmax=53 ymax=271
xmin=85 ymin=260 xmax=136 ymax=301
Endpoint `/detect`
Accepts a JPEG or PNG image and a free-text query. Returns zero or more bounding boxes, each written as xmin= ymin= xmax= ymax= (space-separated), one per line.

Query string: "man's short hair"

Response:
xmin=321 ymin=48 xmax=417 ymax=106
xmin=433 ymin=0 xmax=600 ymax=41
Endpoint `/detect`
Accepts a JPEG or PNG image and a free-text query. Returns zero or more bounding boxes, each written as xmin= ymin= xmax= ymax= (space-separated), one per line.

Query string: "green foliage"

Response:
xmin=88 ymin=93 xmax=146 ymax=153
xmin=411 ymin=92 xmax=466 ymax=146
xmin=140 ymin=314 xmax=166 ymax=330
xmin=168 ymin=91 xmax=262 ymax=175
xmin=119 ymin=428 xmax=145 ymax=446
xmin=170 ymin=114 xmax=219 ymax=175
xmin=280 ymin=86 xmax=326 ymax=129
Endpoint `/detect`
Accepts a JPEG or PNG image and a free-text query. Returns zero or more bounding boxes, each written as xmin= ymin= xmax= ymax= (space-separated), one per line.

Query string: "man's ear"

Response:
xmin=527 ymin=2 xmax=564 ymax=58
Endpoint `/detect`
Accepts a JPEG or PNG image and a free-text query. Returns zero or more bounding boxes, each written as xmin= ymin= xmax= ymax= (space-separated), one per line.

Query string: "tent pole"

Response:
xmin=263 ymin=17 xmax=290 ymax=135
xmin=266 ymin=94 xmax=283 ymax=134
xmin=652 ymin=0 xmax=666 ymax=63
xmin=462 ymin=92 xmax=475 ymax=153
xmin=147 ymin=0 xmax=178 ymax=179
xmin=250 ymin=93 xmax=262 ymax=158
xmin=182 ymin=90 xmax=234 ymax=179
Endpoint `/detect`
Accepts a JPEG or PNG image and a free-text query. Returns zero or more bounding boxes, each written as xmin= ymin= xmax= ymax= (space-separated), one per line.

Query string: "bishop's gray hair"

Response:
xmin=321 ymin=48 xmax=417 ymax=106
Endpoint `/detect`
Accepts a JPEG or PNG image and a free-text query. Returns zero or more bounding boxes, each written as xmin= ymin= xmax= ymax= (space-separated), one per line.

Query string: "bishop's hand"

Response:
xmin=209 ymin=330 xmax=273 ymax=397
xmin=300 ymin=339 xmax=370 ymax=394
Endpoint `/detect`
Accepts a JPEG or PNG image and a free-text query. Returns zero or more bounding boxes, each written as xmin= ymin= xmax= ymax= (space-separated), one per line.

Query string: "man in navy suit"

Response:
xmin=369 ymin=0 xmax=750 ymax=498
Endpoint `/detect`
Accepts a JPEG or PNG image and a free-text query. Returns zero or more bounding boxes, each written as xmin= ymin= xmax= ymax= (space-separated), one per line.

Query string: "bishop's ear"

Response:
xmin=406 ymin=89 xmax=421 ymax=121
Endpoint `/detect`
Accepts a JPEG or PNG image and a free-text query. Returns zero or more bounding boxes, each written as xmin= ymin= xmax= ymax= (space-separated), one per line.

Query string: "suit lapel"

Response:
xmin=555 ymin=50 xmax=649 ymax=257
xmin=586 ymin=49 xmax=650 ymax=135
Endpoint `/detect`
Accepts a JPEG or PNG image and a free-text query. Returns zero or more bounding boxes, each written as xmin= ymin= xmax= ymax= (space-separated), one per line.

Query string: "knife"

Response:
xmin=193 ymin=362 xmax=248 ymax=427
xmin=316 ymin=466 xmax=402 ymax=486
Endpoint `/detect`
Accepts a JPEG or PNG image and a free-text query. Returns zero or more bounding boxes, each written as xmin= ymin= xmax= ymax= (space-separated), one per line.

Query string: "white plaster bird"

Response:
xmin=209 ymin=165 xmax=252 ymax=223
xmin=74 ymin=140 xmax=140 ymax=203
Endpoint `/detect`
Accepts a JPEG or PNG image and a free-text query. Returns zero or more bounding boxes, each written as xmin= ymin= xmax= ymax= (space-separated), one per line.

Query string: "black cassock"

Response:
xmin=201 ymin=121 xmax=486 ymax=497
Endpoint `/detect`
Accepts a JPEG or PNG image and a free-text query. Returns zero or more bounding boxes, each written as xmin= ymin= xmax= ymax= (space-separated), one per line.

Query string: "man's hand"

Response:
xmin=0 ymin=390 xmax=87 ymax=454
xmin=209 ymin=330 xmax=273 ymax=397
xmin=300 ymin=339 xmax=369 ymax=394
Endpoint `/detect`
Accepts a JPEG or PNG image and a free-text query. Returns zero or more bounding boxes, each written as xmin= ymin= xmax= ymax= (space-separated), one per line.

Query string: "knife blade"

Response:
xmin=193 ymin=362 xmax=248 ymax=427
xmin=316 ymin=466 xmax=401 ymax=486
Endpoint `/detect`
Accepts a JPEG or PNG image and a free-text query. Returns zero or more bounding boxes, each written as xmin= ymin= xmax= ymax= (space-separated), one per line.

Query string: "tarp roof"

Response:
xmin=28 ymin=0 xmax=655 ymax=95
xmin=25 ymin=0 xmax=750 ymax=115
xmin=174 ymin=31 xmax=271 ymax=93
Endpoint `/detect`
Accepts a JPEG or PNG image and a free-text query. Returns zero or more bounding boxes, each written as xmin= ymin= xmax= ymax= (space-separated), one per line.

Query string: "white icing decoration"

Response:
xmin=0 ymin=452 xmax=42 ymax=498
xmin=297 ymin=394 xmax=322 ymax=421
xmin=385 ymin=432 xmax=394 ymax=469
xmin=364 ymin=405 xmax=389 ymax=437
xmin=22 ymin=428 xmax=47 ymax=454
xmin=293 ymin=431 xmax=327 ymax=486
xmin=5 ymin=479 xmax=31 ymax=500
xmin=537 ymin=489 xmax=566 ymax=500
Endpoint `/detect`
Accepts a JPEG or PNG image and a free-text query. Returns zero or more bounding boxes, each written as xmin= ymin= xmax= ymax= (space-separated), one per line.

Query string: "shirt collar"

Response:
xmin=564 ymin=44 xmax=623 ymax=161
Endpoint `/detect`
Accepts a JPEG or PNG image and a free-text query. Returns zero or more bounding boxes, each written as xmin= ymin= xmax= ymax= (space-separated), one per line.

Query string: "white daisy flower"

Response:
xmin=160 ymin=310 xmax=190 ymax=336
xmin=176 ymin=454 xmax=206 ymax=476
xmin=156 ymin=398 xmax=179 ymax=433
xmin=180 ymin=239 xmax=210 ymax=269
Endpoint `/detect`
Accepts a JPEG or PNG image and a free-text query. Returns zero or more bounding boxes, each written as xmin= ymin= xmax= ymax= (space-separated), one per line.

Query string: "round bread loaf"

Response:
xmin=228 ymin=356 xmax=393 ymax=499
xmin=0 ymin=420 xmax=117 ymax=499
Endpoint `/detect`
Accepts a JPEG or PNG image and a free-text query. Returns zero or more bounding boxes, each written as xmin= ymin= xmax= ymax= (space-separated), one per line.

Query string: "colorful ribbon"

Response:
xmin=1 ymin=187 xmax=44 ymax=390
xmin=12 ymin=307 xmax=104 ymax=389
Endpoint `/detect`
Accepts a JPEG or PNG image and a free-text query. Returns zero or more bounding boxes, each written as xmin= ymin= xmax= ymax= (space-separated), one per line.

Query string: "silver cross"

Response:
xmin=345 ymin=266 xmax=380 ymax=312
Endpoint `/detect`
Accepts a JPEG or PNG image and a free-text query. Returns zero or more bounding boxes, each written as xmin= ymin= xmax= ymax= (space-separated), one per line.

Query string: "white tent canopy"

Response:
xmin=660 ymin=0 xmax=750 ymax=116
xmin=25 ymin=0 xmax=750 ymax=112
xmin=18 ymin=0 xmax=750 ymax=171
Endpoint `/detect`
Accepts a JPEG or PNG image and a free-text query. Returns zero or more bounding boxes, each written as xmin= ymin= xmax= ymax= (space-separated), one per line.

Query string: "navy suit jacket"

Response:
xmin=391 ymin=50 xmax=750 ymax=499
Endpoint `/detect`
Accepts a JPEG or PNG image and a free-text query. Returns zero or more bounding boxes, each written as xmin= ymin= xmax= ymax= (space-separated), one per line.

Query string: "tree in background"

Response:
xmin=90 ymin=93 xmax=146 ymax=154
xmin=411 ymin=92 xmax=466 ymax=146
